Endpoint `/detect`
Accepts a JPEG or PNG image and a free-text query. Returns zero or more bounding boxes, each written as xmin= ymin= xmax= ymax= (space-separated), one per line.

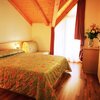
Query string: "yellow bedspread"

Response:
xmin=0 ymin=53 xmax=71 ymax=100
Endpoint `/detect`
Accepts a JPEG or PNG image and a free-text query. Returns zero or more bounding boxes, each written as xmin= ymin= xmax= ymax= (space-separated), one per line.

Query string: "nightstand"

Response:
xmin=82 ymin=47 xmax=99 ymax=74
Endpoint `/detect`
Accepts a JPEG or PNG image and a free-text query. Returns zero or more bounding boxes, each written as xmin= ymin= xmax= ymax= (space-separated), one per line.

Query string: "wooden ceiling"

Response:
xmin=9 ymin=0 xmax=78 ymax=26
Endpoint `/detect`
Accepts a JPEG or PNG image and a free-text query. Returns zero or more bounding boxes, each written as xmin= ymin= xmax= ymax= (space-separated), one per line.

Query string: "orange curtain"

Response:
xmin=50 ymin=27 xmax=55 ymax=55
xmin=74 ymin=0 xmax=86 ymax=46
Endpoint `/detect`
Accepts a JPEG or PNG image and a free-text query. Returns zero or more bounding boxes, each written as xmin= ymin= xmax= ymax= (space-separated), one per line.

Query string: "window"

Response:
xmin=54 ymin=4 xmax=80 ymax=62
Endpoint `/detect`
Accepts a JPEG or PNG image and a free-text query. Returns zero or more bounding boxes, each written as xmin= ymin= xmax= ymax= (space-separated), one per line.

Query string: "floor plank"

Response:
xmin=0 ymin=62 xmax=100 ymax=100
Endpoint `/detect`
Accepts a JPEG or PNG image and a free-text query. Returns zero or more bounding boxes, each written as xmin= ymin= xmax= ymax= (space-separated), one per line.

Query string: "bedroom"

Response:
xmin=0 ymin=0 xmax=100 ymax=100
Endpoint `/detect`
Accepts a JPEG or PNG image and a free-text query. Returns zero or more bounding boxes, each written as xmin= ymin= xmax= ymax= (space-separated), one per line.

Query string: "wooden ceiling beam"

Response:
xmin=55 ymin=0 xmax=78 ymax=26
xmin=31 ymin=0 xmax=49 ymax=25
xmin=8 ymin=0 xmax=32 ymax=25
xmin=59 ymin=0 xmax=69 ymax=10
xmin=52 ymin=0 xmax=61 ymax=27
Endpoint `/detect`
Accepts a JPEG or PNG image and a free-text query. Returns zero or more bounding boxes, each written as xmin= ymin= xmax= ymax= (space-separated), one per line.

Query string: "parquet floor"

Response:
xmin=0 ymin=62 xmax=100 ymax=100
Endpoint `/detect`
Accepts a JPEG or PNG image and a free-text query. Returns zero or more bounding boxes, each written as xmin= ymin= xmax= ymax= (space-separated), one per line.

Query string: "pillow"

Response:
xmin=0 ymin=49 xmax=23 ymax=58
xmin=22 ymin=41 xmax=38 ymax=53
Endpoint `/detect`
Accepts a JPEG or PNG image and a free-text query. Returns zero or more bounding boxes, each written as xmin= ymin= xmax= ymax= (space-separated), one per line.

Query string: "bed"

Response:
xmin=0 ymin=49 xmax=71 ymax=100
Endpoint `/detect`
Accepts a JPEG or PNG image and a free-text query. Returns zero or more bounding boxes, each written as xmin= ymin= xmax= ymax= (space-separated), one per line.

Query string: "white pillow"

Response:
xmin=22 ymin=41 xmax=38 ymax=53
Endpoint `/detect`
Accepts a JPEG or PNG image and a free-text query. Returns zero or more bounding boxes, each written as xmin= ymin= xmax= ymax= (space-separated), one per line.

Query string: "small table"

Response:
xmin=82 ymin=47 xmax=99 ymax=74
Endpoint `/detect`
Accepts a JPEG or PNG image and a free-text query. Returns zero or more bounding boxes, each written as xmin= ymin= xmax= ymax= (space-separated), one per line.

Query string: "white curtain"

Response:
xmin=54 ymin=4 xmax=80 ymax=62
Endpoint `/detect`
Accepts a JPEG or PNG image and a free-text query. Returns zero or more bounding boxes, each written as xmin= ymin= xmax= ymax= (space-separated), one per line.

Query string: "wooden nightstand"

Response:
xmin=82 ymin=47 xmax=99 ymax=74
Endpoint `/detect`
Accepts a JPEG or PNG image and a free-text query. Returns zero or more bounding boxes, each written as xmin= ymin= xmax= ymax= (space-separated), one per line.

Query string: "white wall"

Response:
xmin=32 ymin=23 xmax=51 ymax=51
xmin=0 ymin=0 xmax=32 ymax=43
xmin=85 ymin=0 xmax=100 ymax=28
xmin=85 ymin=0 xmax=100 ymax=47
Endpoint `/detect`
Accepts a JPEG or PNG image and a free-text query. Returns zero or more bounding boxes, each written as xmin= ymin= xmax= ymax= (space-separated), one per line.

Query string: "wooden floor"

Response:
xmin=56 ymin=62 xmax=100 ymax=100
xmin=0 ymin=62 xmax=100 ymax=100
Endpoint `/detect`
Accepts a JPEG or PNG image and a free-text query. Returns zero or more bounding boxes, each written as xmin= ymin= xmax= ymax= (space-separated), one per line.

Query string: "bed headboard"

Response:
xmin=0 ymin=41 xmax=22 ymax=50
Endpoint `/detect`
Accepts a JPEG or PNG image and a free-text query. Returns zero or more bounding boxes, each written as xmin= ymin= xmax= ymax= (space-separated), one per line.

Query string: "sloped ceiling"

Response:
xmin=9 ymin=0 xmax=78 ymax=26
